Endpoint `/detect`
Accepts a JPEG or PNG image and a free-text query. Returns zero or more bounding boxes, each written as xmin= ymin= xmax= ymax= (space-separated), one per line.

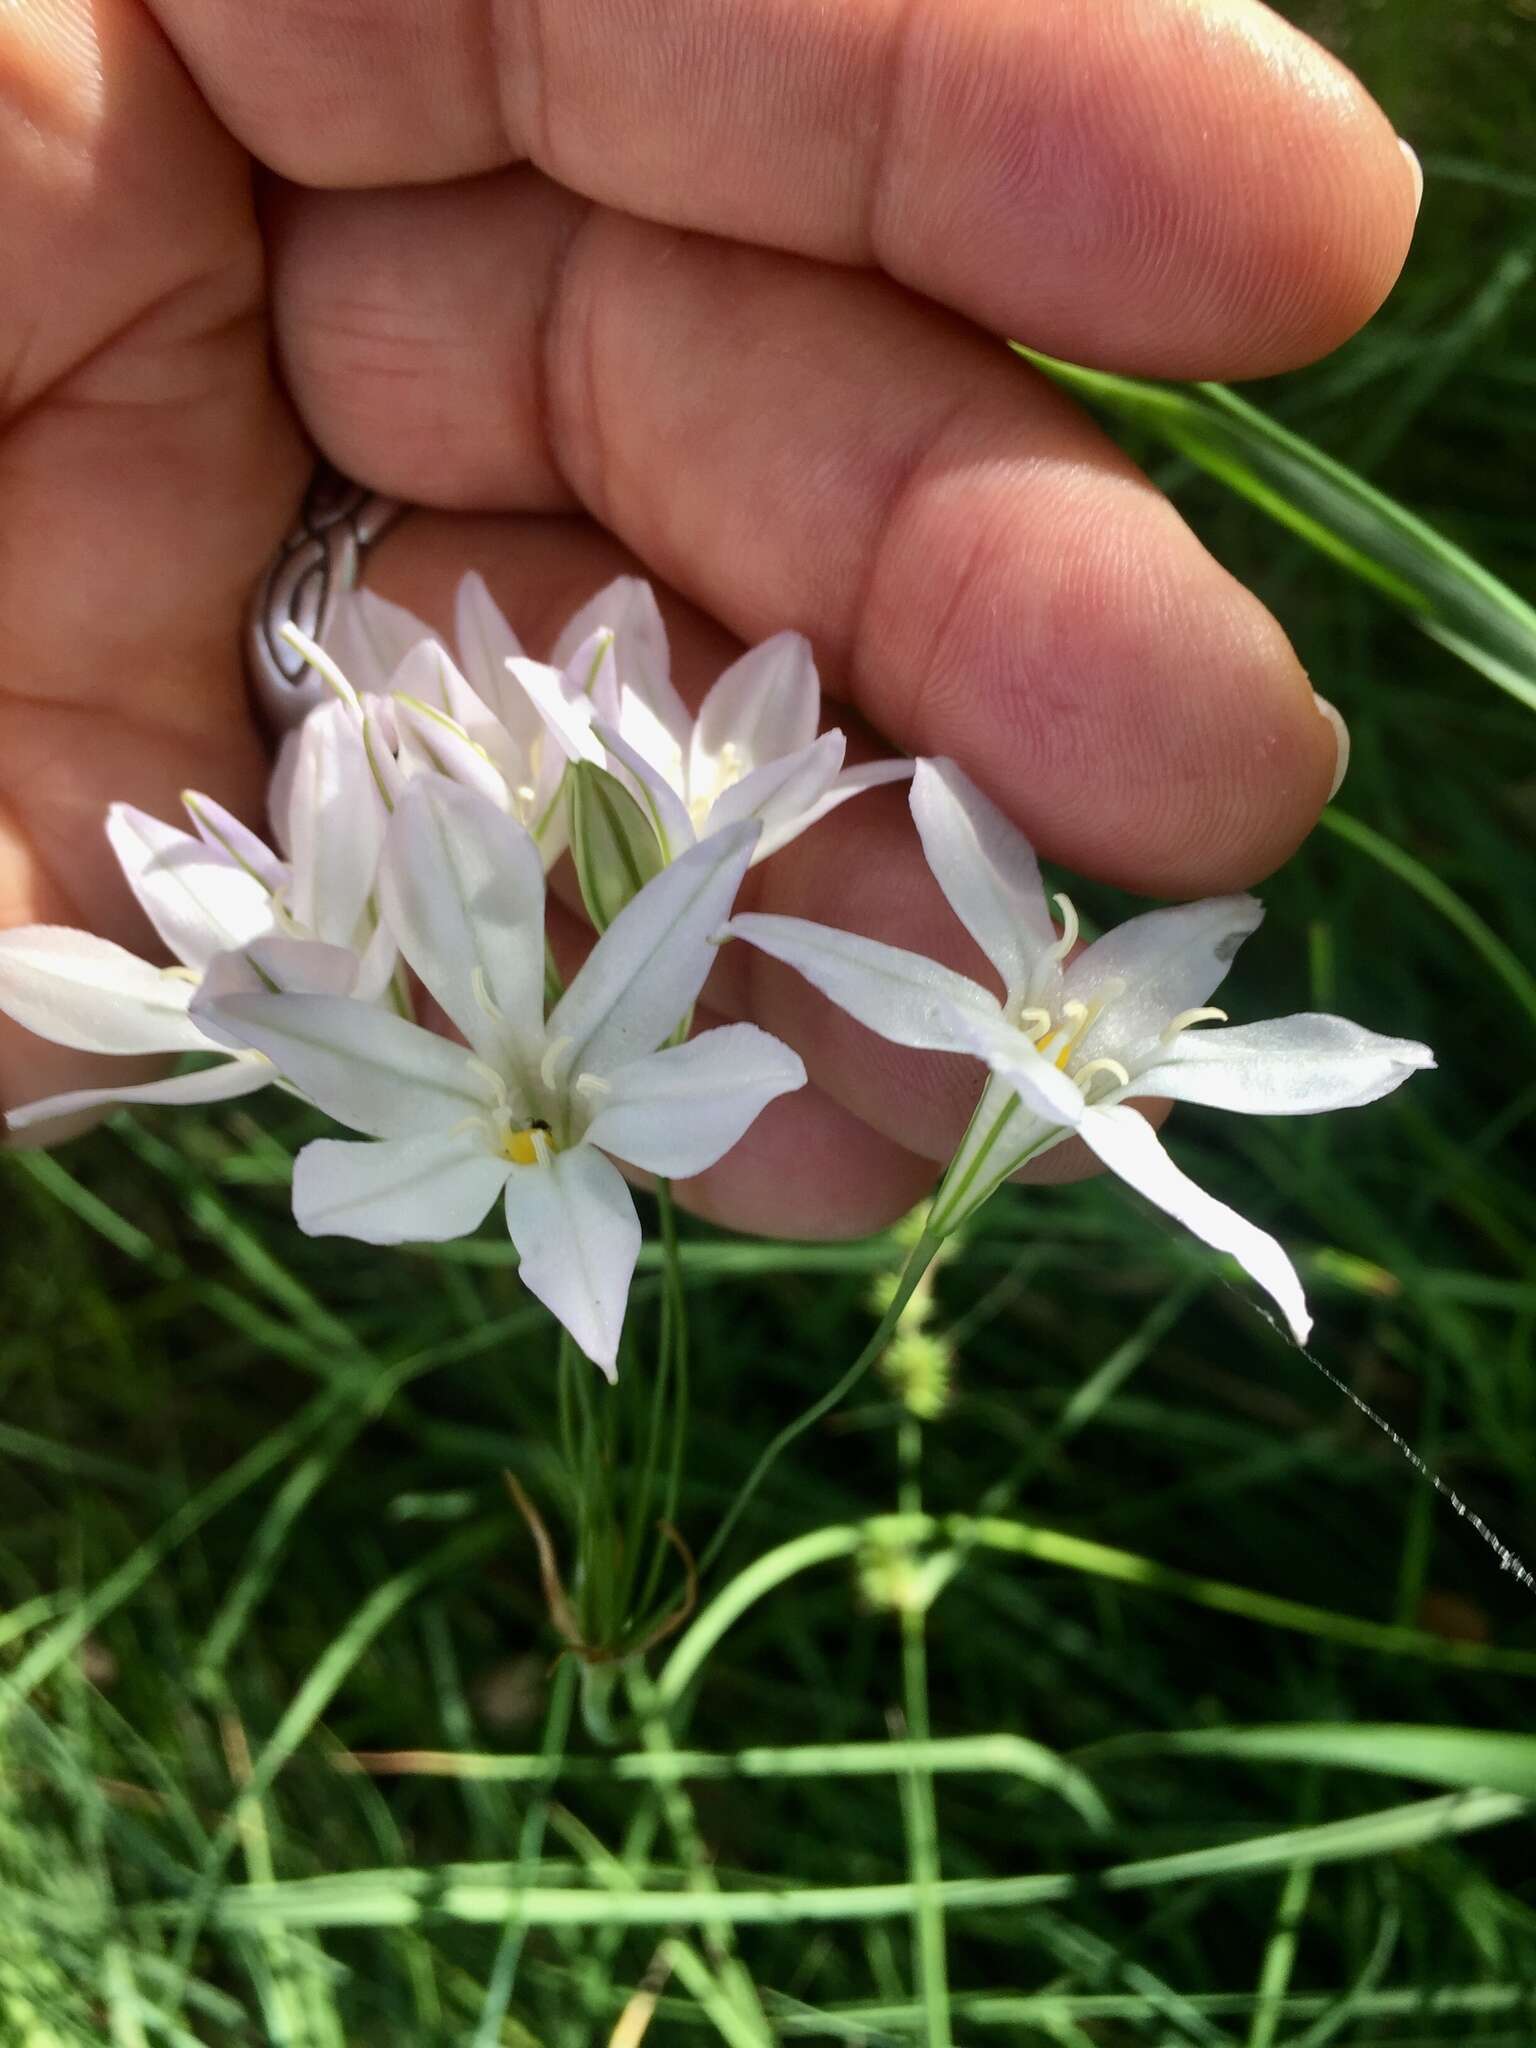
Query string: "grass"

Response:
xmin=4 ymin=1 xmax=1536 ymax=2039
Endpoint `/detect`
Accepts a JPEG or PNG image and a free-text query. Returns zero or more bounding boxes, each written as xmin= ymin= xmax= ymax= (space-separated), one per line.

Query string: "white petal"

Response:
xmin=591 ymin=718 xmax=696 ymax=862
xmin=197 ymin=993 xmax=487 ymax=1138
xmin=5 ymin=1057 xmax=270 ymax=1135
xmin=502 ymin=1145 xmax=640 ymax=1378
xmin=378 ymin=779 xmax=546 ymax=1067
xmin=1130 ymin=1013 xmax=1436 ymax=1115
xmin=193 ymin=938 xmax=363 ymax=1046
xmin=388 ymin=639 xmax=500 ymax=740
xmin=948 ymin=1009 xmax=1093 ymax=1128
xmin=285 ymin=700 xmax=388 ymax=945
xmin=584 ymin=1024 xmax=806 ymax=1177
xmin=393 ymin=697 xmax=513 ymax=810
xmin=549 ymin=825 xmax=758 ymax=1076
xmin=107 ymin=805 xmax=273 ymax=972
xmin=725 ymin=912 xmax=1003 ymax=1055
xmin=268 ymin=727 xmax=301 ymax=857
xmin=293 ymin=1131 xmax=510 ymax=1244
xmin=706 ymin=731 xmax=844 ymax=851
xmin=0 ymin=927 xmax=207 ymax=1055
xmin=453 ymin=572 xmax=531 ymax=726
xmin=351 ymin=914 xmax=401 ymax=1003
xmin=324 ymin=588 xmax=443 ymax=696
xmin=689 ymin=632 xmax=819 ymax=799
xmin=181 ymin=791 xmax=287 ymax=892
xmin=1066 ymin=896 xmax=1265 ymax=1071
xmin=755 ymin=754 xmax=915 ymax=860
xmin=554 ymin=576 xmax=688 ymax=761
xmin=910 ymin=758 xmax=1058 ymax=999
xmin=1079 ymin=1103 xmax=1311 ymax=1345
xmin=509 ymin=656 xmax=606 ymax=768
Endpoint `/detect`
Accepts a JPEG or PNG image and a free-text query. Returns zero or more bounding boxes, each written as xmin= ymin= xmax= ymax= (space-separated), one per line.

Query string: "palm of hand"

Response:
xmin=0 ymin=0 xmax=1418 ymax=1234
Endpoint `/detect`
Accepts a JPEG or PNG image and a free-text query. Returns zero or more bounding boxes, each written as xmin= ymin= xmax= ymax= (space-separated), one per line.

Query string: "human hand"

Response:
xmin=0 ymin=0 xmax=1418 ymax=1234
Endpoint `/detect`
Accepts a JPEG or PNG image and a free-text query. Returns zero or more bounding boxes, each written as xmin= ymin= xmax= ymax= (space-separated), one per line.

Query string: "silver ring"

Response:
xmin=246 ymin=463 xmax=405 ymax=733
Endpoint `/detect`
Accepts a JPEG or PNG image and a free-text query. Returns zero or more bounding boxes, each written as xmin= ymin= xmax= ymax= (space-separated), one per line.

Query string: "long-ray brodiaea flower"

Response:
xmin=729 ymin=757 xmax=1434 ymax=1343
xmin=199 ymin=778 xmax=805 ymax=1373
xmin=511 ymin=575 xmax=912 ymax=865
xmin=0 ymin=703 xmax=392 ymax=1134
xmin=315 ymin=574 xmax=576 ymax=863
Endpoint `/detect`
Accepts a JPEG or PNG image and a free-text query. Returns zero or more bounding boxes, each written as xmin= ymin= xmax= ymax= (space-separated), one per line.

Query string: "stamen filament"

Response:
xmin=1162 ymin=1006 xmax=1229 ymax=1043
xmin=1074 ymin=1056 xmax=1131 ymax=1098
xmin=465 ymin=1056 xmax=509 ymax=1107
xmin=540 ymin=1035 xmax=573 ymax=1090
xmin=1046 ymin=892 xmax=1080 ymax=962
xmin=471 ymin=966 xmax=505 ymax=1023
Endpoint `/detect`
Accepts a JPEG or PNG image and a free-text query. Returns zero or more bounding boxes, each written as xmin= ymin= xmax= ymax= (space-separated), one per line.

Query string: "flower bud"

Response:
xmin=569 ymin=762 xmax=666 ymax=932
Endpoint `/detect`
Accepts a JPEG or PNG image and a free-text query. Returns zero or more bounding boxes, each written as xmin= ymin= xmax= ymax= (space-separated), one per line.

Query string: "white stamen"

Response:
xmin=465 ymin=1056 xmax=509 ymax=1107
xmin=1074 ymin=1057 xmax=1131 ymax=1098
xmin=1162 ymin=1006 xmax=1229 ymax=1043
xmin=1046 ymin=893 xmax=1080 ymax=962
xmin=471 ymin=966 xmax=504 ymax=1023
xmin=161 ymin=965 xmax=200 ymax=985
xmin=540 ymin=1035 xmax=574 ymax=1090
xmin=574 ymin=1071 xmax=612 ymax=1098
xmin=1015 ymin=1006 xmax=1054 ymax=1041
xmin=530 ymin=1128 xmax=554 ymax=1168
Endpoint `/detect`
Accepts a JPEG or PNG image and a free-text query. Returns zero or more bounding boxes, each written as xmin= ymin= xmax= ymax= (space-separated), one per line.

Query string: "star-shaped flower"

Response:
xmin=0 ymin=703 xmax=391 ymax=1134
xmin=729 ymin=758 xmax=1434 ymax=1342
xmin=511 ymin=575 xmax=912 ymax=865
xmin=200 ymin=778 xmax=805 ymax=1373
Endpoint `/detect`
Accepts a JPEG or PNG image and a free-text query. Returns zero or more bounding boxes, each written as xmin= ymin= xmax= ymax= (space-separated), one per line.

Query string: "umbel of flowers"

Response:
xmin=0 ymin=575 xmax=1434 ymax=1373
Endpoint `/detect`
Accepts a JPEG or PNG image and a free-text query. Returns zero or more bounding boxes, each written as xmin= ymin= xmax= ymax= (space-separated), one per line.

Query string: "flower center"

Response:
xmin=1014 ymin=989 xmax=1129 ymax=1101
xmin=690 ymin=742 xmax=747 ymax=828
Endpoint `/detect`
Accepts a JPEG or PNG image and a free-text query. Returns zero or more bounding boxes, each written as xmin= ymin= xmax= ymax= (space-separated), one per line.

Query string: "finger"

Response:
xmin=273 ymin=176 xmax=1341 ymax=899
xmin=0 ymin=0 xmax=306 ymax=1111
xmin=149 ymin=0 xmax=1415 ymax=376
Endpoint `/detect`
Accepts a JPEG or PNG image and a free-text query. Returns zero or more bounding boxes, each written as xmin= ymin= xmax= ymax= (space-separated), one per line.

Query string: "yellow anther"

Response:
xmin=1074 ymin=1057 xmax=1131 ymax=1098
xmin=161 ymin=965 xmax=200 ymax=984
xmin=1162 ymin=1006 xmax=1229 ymax=1043
xmin=504 ymin=1127 xmax=543 ymax=1167
xmin=1046 ymin=892 xmax=1080 ymax=962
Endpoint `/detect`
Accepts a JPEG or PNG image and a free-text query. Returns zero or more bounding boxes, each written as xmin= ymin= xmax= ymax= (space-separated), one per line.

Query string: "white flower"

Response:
xmin=511 ymin=575 xmax=912 ymax=865
xmin=729 ymin=757 xmax=1435 ymax=1344
xmin=0 ymin=704 xmax=391 ymax=1134
xmin=199 ymin=778 xmax=805 ymax=1375
xmin=315 ymin=576 xmax=570 ymax=862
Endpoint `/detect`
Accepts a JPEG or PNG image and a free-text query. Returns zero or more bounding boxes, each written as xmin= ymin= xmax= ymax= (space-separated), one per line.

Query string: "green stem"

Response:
xmin=695 ymin=1230 xmax=943 ymax=1581
xmin=471 ymin=1656 xmax=577 ymax=2044
xmin=896 ymin=1419 xmax=950 ymax=2045
xmin=625 ymin=1666 xmax=771 ymax=2040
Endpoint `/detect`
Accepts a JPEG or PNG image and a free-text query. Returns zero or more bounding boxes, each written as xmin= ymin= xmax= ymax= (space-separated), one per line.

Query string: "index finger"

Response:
xmin=146 ymin=0 xmax=1418 ymax=377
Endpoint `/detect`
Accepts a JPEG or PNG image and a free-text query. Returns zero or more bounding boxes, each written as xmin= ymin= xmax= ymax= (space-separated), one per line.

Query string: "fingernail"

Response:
xmin=1398 ymin=137 xmax=1423 ymax=219
xmin=1312 ymin=693 xmax=1351 ymax=801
